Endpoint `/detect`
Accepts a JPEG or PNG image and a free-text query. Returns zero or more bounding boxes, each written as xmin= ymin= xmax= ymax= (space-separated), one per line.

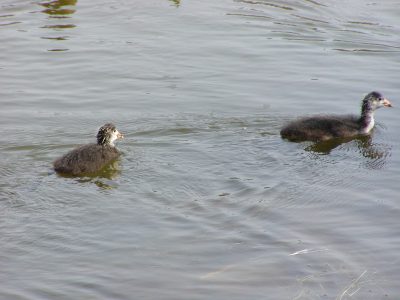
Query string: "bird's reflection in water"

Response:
xmin=58 ymin=160 xmax=122 ymax=190
xmin=304 ymin=134 xmax=391 ymax=169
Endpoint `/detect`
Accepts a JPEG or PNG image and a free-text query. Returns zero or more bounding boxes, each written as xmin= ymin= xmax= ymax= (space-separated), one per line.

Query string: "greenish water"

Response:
xmin=1 ymin=0 xmax=399 ymax=299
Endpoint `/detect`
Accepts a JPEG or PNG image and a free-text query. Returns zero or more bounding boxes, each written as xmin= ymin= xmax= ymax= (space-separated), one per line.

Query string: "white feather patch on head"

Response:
xmin=109 ymin=129 xmax=121 ymax=146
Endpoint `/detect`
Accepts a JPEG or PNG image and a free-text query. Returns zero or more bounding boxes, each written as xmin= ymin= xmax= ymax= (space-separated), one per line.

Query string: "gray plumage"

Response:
xmin=54 ymin=123 xmax=123 ymax=176
xmin=280 ymin=91 xmax=392 ymax=142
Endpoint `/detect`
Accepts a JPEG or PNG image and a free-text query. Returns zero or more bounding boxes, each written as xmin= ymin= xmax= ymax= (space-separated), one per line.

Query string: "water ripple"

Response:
xmin=231 ymin=0 xmax=400 ymax=53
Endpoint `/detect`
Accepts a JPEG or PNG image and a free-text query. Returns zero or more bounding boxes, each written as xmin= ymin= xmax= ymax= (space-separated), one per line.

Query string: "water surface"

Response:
xmin=1 ymin=0 xmax=399 ymax=299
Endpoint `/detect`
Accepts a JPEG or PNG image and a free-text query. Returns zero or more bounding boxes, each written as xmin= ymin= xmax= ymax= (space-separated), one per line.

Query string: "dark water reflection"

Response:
xmin=56 ymin=159 xmax=122 ymax=183
xmin=39 ymin=0 xmax=77 ymax=50
xmin=169 ymin=0 xmax=181 ymax=7
xmin=40 ymin=0 xmax=77 ymax=17
xmin=305 ymin=133 xmax=390 ymax=161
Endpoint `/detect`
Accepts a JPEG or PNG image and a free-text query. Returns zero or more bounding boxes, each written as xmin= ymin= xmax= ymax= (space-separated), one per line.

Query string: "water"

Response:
xmin=1 ymin=0 xmax=399 ymax=299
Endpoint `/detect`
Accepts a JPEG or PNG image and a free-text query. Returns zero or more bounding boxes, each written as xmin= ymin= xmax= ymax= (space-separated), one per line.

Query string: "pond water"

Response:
xmin=1 ymin=0 xmax=399 ymax=299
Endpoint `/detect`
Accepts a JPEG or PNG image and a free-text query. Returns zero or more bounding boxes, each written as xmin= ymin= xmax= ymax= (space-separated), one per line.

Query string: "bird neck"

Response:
xmin=359 ymin=110 xmax=375 ymax=134
xmin=97 ymin=140 xmax=113 ymax=147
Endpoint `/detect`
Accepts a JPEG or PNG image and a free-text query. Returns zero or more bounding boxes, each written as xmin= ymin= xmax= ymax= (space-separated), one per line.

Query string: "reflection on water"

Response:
xmin=356 ymin=136 xmax=392 ymax=170
xmin=41 ymin=36 xmax=68 ymax=40
xmin=41 ymin=24 xmax=76 ymax=29
xmin=39 ymin=0 xmax=77 ymax=17
xmin=39 ymin=0 xmax=77 ymax=51
xmin=169 ymin=0 xmax=181 ymax=7
xmin=304 ymin=134 xmax=391 ymax=169
xmin=56 ymin=159 xmax=122 ymax=187
xmin=305 ymin=136 xmax=368 ymax=154
xmin=77 ymin=177 xmax=120 ymax=190
xmin=0 ymin=21 xmax=21 ymax=27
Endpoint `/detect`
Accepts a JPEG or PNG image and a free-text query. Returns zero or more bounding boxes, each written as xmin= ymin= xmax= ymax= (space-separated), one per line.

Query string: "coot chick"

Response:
xmin=54 ymin=123 xmax=124 ymax=176
xmin=280 ymin=91 xmax=392 ymax=142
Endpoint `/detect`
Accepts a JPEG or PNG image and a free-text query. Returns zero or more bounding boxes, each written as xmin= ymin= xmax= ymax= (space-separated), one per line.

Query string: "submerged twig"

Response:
xmin=336 ymin=270 xmax=368 ymax=300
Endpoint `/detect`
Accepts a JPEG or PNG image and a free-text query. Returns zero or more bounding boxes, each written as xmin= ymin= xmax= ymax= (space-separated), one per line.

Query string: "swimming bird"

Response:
xmin=54 ymin=123 xmax=124 ymax=176
xmin=280 ymin=91 xmax=392 ymax=142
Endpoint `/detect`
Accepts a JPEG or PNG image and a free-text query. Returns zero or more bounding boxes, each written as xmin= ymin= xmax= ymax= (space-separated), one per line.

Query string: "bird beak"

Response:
xmin=117 ymin=131 xmax=124 ymax=139
xmin=383 ymin=98 xmax=392 ymax=107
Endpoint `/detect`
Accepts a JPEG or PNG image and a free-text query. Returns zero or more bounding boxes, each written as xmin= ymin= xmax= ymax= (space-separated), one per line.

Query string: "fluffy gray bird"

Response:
xmin=54 ymin=123 xmax=124 ymax=175
xmin=280 ymin=91 xmax=392 ymax=142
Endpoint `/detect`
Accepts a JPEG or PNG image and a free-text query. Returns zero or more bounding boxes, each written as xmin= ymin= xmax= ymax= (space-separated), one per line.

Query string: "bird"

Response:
xmin=280 ymin=91 xmax=392 ymax=142
xmin=53 ymin=123 xmax=124 ymax=176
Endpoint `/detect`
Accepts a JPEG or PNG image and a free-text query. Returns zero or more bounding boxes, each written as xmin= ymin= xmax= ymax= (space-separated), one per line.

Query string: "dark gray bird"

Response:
xmin=280 ymin=91 xmax=392 ymax=142
xmin=54 ymin=123 xmax=124 ymax=176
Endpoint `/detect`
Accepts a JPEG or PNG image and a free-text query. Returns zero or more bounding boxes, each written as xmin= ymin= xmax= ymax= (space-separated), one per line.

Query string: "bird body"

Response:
xmin=54 ymin=144 xmax=120 ymax=175
xmin=54 ymin=123 xmax=123 ymax=176
xmin=281 ymin=114 xmax=360 ymax=141
xmin=280 ymin=92 xmax=392 ymax=142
